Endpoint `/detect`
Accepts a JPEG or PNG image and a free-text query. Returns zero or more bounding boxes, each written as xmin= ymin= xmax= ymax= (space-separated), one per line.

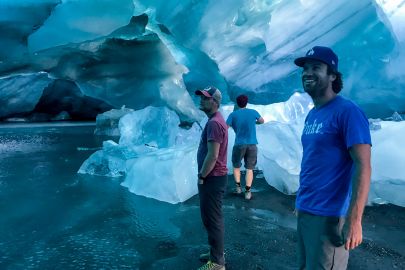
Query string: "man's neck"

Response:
xmin=206 ymin=109 xmax=218 ymax=118
xmin=313 ymin=89 xmax=337 ymax=108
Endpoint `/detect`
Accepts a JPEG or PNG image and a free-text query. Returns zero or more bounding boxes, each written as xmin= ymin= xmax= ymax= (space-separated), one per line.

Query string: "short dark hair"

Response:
xmin=236 ymin=95 xmax=248 ymax=108
xmin=327 ymin=66 xmax=343 ymax=93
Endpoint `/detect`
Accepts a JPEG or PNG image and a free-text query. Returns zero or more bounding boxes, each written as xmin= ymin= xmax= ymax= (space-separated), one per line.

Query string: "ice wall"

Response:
xmin=132 ymin=0 xmax=405 ymax=116
xmin=1 ymin=0 xmax=405 ymax=121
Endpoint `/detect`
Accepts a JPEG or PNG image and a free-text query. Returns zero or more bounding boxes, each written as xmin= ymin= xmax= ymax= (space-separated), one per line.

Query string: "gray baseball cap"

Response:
xmin=195 ymin=86 xmax=222 ymax=104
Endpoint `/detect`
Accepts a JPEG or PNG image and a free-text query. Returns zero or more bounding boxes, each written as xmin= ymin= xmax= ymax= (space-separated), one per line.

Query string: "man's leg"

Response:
xmin=297 ymin=211 xmax=349 ymax=270
xmin=198 ymin=175 xmax=227 ymax=266
xmin=233 ymin=167 xmax=241 ymax=185
xmin=245 ymin=169 xmax=253 ymax=188
xmin=244 ymin=145 xmax=257 ymax=189
xmin=232 ymin=145 xmax=245 ymax=193
xmin=297 ymin=212 xmax=307 ymax=270
xmin=244 ymin=145 xmax=257 ymax=199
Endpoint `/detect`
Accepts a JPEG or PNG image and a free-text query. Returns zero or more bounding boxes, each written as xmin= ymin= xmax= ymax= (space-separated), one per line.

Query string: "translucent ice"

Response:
xmin=79 ymin=106 xmax=201 ymax=203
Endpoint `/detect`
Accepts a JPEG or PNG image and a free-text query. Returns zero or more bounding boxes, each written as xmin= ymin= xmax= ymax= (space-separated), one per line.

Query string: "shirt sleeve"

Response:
xmin=207 ymin=120 xmax=224 ymax=144
xmin=254 ymin=110 xmax=261 ymax=119
xmin=340 ymin=105 xmax=372 ymax=148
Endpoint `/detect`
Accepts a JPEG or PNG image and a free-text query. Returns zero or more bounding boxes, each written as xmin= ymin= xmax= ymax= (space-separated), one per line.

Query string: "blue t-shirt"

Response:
xmin=296 ymin=96 xmax=371 ymax=217
xmin=226 ymin=108 xmax=261 ymax=145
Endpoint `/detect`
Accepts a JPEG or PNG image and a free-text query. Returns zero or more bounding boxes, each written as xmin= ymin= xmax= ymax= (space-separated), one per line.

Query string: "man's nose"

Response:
xmin=303 ymin=68 xmax=314 ymax=76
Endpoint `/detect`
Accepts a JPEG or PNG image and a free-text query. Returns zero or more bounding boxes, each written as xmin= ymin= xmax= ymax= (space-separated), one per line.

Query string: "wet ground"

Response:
xmin=0 ymin=123 xmax=404 ymax=269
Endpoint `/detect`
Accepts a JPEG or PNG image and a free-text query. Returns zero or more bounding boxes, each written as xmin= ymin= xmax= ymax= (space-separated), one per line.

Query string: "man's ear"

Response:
xmin=330 ymin=73 xmax=337 ymax=82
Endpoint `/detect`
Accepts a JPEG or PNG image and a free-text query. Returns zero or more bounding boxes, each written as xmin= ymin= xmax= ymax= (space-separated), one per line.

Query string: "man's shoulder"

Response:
xmin=233 ymin=108 xmax=260 ymax=116
xmin=208 ymin=112 xmax=226 ymax=127
xmin=335 ymin=96 xmax=361 ymax=110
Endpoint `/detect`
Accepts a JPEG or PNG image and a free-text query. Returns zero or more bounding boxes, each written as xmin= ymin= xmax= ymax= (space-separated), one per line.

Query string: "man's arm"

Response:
xmin=199 ymin=141 xmax=220 ymax=177
xmin=256 ymin=117 xmax=264 ymax=124
xmin=345 ymin=143 xmax=371 ymax=250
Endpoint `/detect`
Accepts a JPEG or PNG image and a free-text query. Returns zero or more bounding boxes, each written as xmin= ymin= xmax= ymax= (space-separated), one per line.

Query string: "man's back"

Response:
xmin=227 ymin=108 xmax=261 ymax=145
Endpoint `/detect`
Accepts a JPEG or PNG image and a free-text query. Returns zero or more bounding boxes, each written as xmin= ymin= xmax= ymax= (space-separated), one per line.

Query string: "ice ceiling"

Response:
xmin=1 ymin=0 xmax=405 ymax=121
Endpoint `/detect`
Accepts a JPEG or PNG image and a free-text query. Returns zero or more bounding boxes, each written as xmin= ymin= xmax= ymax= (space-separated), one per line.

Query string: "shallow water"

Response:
xmin=0 ymin=123 xmax=192 ymax=269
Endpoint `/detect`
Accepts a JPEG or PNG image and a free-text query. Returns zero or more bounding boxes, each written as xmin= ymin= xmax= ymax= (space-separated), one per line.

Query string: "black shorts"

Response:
xmin=231 ymin=144 xmax=257 ymax=169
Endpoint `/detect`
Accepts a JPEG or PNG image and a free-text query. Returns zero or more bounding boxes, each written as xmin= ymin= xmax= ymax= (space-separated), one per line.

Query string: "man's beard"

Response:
xmin=303 ymin=76 xmax=328 ymax=98
xmin=199 ymin=105 xmax=210 ymax=113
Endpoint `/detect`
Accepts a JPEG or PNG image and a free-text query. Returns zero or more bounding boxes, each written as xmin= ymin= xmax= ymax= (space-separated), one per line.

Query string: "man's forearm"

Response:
xmin=200 ymin=154 xmax=217 ymax=177
xmin=348 ymin=165 xmax=371 ymax=223
xmin=345 ymin=144 xmax=371 ymax=250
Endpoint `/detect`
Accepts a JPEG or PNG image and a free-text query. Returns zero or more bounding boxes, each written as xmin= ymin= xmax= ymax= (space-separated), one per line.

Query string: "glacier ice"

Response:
xmin=94 ymin=107 xmax=134 ymax=137
xmin=130 ymin=0 xmax=405 ymax=116
xmin=28 ymin=0 xmax=135 ymax=52
xmin=1 ymin=0 xmax=405 ymax=121
xmin=0 ymin=1 xmax=404 ymax=206
xmin=79 ymin=106 xmax=201 ymax=204
xmin=80 ymin=93 xmax=405 ymax=207
xmin=0 ymin=73 xmax=52 ymax=118
xmin=368 ymin=121 xmax=405 ymax=207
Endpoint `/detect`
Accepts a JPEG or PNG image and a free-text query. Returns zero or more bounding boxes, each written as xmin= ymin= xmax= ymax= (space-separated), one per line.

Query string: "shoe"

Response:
xmin=245 ymin=190 xmax=252 ymax=200
xmin=197 ymin=260 xmax=225 ymax=270
xmin=199 ymin=251 xmax=210 ymax=262
xmin=234 ymin=185 xmax=242 ymax=194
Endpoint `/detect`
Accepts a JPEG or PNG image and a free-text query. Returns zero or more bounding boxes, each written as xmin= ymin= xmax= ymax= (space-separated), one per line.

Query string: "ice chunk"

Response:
xmin=0 ymin=73 xmax=52 ymax=118
xmin=385 ymin=111 xmax=403 ymax=122
xmin=122 ymin=144 xmax=198 ymax=204
xmin=257 ymin=122 xmax=303 ymax=194
xmin=119 ymin=106 xmax=183 ymax=148
xmin=78 ymin=149 xmax=126 ymax=178
xmin=94 ymin=107 xmax=134 ymax=137
xmin=369 ymin=121 xmax=405 ymax=207
xmin=79 ymin=106 xmax=201 ymax=203
xmin=369 ymin=119 xmax=382 ymax=131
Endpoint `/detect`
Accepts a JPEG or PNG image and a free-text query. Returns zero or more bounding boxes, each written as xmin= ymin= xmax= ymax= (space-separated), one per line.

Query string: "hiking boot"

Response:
xmin=197 ymin=260 xmax=225 ymax=270
xmin=245 ymin=190 xmax=252 ymax=200
xmin=199 ymin=251 xmax=210 ymax=262
xmin=234 ymin=185 xmax=242 ymax=194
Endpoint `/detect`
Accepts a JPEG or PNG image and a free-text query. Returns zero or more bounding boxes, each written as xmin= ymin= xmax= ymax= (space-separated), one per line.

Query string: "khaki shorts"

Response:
xmin=231 ymin=144 xmax=257 ymax=170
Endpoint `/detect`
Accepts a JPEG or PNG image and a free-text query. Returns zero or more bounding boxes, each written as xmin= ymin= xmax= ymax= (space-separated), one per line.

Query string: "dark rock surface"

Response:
xmin=162 ymin=173 xmax=405 ymax=270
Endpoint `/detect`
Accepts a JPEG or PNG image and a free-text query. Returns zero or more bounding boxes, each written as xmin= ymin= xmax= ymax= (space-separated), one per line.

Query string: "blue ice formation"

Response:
xmin=1 ymin=1 xmax=405 ymax=205
xmin=1 ymin=0 xmax=405 ymax=121
xmin=79 ymin=93 xmax=405 ymax=207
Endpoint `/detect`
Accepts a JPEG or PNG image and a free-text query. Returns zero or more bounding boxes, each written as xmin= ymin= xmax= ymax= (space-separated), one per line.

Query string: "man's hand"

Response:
xmin=344 ymin=220 xmax=363 ymax=250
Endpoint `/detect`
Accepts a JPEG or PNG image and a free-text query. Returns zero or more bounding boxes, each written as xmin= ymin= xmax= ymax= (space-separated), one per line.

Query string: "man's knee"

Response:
xmin=232 ymin=162 xmax=242 ymax=168
xmin=244 ymin=156 xmax=257 ymax=169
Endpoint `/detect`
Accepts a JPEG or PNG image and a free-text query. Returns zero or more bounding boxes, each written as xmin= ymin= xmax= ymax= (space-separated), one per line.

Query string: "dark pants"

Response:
xmin=198 ymin=175 xmax=228 ymax=265
xmin=297 ymin=211 xmax=349 ymax=270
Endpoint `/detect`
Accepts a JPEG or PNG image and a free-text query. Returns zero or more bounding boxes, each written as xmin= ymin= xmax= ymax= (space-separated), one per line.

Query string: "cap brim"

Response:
xmin=195 ymin=90 xmax=211 ymax=97
xmin=294 ymin=56 xmax=337 ymax=72
xmin=294 ymin=57 xmax=308 ymax=67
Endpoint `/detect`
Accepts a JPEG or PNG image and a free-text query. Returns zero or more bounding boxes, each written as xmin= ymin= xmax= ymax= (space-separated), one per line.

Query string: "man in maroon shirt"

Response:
xmin=195 ymin=86 xmax=228 ymax=270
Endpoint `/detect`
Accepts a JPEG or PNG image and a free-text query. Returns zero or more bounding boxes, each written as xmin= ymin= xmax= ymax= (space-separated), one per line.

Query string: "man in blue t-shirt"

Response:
xmin=294 ymin=46 xmax=372 ymax=269
xmin=226 ymin=94 xmax=264 ymax=200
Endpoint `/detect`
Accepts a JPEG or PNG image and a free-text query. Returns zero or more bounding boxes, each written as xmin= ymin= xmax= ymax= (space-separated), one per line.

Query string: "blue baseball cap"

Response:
xmin=294 ymin=46 xmax=339 ymax=73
